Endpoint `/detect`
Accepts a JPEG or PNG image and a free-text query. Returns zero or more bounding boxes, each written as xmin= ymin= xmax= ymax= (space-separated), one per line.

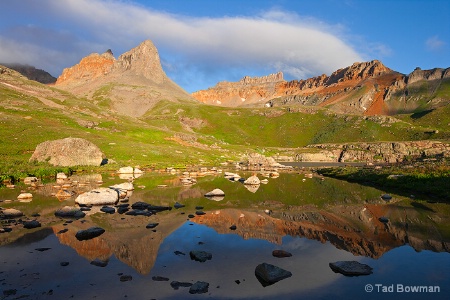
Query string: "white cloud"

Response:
xmin=426 ymin=35 xmax=446 ymax=52
xmin=0 ymin=0 xmax=364 ymax=91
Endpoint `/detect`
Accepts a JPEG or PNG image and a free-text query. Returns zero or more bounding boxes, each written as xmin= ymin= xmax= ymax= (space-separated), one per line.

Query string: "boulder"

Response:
xmin=255 ymin=263 xmax=292 ymax=286
xmin=55 ymin=206 xmax=86 ymax=218
xmin=110 ymin=182 xmax=134 ymax=191
xmin=244 ymin=175 xmax=260 ymax=185
xmin=75 ymin=188 xmax=119 ymax=205
xmin=329 ymin=261 xmax=373 ymax=276
xmin=29 ymin=137 xmax=105 ymax=166
xmin=75 ymin=227 xmax=105 ymax=241
xmin=2 ymin=208 xmax=24 ymax=218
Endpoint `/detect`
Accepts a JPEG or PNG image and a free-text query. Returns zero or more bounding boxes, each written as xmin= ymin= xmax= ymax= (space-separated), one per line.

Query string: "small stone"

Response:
xmin=90 ymin=259 xmax=108 ymax=267
xmin=174 ymin=202 xmax=185 ymax=209
xmin=195 ymin=211 xmax=206 ymax=216
xmin=381 ymin=194 xmax=392 ymax=201
xmin=272 ymin=250 xmax=292 ymax=258
xmin=189 ymin=281 xmax=209 ymax=294
xmin=174 ymin=251 xmax=186 ymax=256
xmin=120 ymin=275 xmax=132 ymax=282
xmin=188 ymin=214 xmax=195 ymax=218
xmin=146 ymin=223 xmax=159 ymax=229
xmin=195 ymin=206 xmax=204 ymax=210
xmin=329 ymin=261 xmax=373 ymax=276
xmin=75 ymin=227 xmax=105 ymax=241
xmin=152 ymin=276 xmax=169 ymax=281
xmin=229 ymin=225 xmax=237 ymax=230
xmin=23 ymin=220 xmax=41 ymax=229
xmin=35 ymin=248 xmax=51 ymax=252
xmin=100 ymin=206 xmax=115 ymax=214
xmin=60 ymin=262 xmax=69 ymax=266
xmin=190 ymin=250 xmax=212 ymax=262
xmin=170 ymin=281 xmax=192 ymax=290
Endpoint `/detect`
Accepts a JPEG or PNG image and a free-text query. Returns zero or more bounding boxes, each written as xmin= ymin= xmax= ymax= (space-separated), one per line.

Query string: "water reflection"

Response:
xmin=0 ymin=170 xmax=449 ymax=299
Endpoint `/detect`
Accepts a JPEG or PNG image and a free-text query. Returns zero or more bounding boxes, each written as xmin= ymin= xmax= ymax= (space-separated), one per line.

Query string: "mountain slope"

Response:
xmin=54 ymin=40 xmax=195 ymax=117
xmin=192 ymin=60 xmax=450 ymax=116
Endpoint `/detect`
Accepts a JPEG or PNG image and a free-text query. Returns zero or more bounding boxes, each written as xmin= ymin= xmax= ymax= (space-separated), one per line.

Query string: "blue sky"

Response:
xmin=0 ymin=0 xmax=448 ymax=92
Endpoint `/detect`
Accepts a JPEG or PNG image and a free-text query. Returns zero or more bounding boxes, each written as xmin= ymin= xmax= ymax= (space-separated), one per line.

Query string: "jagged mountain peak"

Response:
xmin=54 ymin=40 xmax=193 ymax=117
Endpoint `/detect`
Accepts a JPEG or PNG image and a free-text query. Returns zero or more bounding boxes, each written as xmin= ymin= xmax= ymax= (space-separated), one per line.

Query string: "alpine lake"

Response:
xmin=0 ymin=165 xmax=449 ymax=300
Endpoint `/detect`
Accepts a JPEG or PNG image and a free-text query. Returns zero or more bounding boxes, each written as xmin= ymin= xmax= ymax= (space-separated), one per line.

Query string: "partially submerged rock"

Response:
xmin=1 ymin=208 xmax=24 ymax=218
xmin=190 ymin=250 xmax=212 ymax=262
xmin=204 ymin=189 xmax=225 ymax=197
xmin=55 ymin=206 xmax=86 ymax=218
xmin=23 ymin=220 xmax=41 ymax=229
xmin=244 ymin=175 xmax=260 ymax=185
xmin=75 ymin=188 xmax=119 ymax=205
xmin=189 ymin=281 xmax=209 ymax=294
xmin=255 ymin=263 xmax=292 ymax=286
xmin=329 ymin=261 xmax=373 ymax=276
xmin=17 ymin=193 xmax=33 ymax=200
xmin=272 ymin=250 xmax=292 ymax=258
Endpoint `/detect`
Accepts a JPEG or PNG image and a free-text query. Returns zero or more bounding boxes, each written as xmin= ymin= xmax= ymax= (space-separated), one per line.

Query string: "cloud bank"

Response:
xmin=0 ymin=0 xmax=364 ymax=91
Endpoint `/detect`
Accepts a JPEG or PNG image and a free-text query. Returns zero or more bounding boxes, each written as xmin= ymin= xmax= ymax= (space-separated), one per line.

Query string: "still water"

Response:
xmin=0 ymin=169 xmax=449 ymax=299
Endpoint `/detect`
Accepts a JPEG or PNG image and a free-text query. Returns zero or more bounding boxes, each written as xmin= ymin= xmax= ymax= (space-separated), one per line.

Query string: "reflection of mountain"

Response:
xmin=191 ymin=204 xmax=450 ymax=258
xmin=53 ymin=212 xmax=186 ymax=274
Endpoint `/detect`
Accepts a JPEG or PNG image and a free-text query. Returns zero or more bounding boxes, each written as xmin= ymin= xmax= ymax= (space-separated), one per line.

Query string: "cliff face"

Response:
xmin=192 ymin=60 xmax=450 ymax=115
xmin=55 ymin=40 xmax=194 ymax=117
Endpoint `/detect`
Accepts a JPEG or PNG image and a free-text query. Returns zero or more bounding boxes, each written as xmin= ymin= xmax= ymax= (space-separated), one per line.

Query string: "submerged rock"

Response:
xmin=272 ymin=250 xmax=292 ymax=258
xmin=255 ymin=263 xmax=292 ymax=286
xmin=190 ymin=250 xmax=212 ymax=262
xmin=75 ymin=227 xmax=105 ymax=241
xmin=170 ymin=281 xmax=193 ymax=290
xmin=329 ymin=261 xmax=373 ymax=276
xmin=189 ymin=281 xmax=209 ymax=294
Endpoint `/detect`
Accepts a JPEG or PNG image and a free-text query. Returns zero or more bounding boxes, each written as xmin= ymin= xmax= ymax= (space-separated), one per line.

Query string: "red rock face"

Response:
xmin=56 ymin=52 xmax=115 ymax=86
xmin=191 ymin=60 xmax=449 ymax=115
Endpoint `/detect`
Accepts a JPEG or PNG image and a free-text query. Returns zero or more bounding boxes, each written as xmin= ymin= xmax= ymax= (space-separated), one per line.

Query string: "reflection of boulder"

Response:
xmin=244 ymin=184 xmax=260 ymax=193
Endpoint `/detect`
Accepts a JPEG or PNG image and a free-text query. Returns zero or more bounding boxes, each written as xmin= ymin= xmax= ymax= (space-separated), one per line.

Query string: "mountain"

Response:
xmin=1 ymin=63 xmax=56 ymax=84
xmin=192 ymin=60 xmax=450 ymax=115
xmin=54 ymin=40 xmax=194 ymax=117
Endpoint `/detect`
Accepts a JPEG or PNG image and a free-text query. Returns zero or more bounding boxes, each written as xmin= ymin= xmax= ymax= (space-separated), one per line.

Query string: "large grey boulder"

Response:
xmin=75 ymin=188 xmax=119 ymax=205
xmin=29 ymin=137 xmax=105 ymax=166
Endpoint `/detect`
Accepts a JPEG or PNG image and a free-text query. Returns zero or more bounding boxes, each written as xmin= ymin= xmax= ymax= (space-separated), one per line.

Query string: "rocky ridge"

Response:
xmin=192 ymin=60 xmax=450 ymax=115
xmin=1 ymin=63 xmax=56 ymax=84
xmin=55 ymin=40 xmax=194 ymax=117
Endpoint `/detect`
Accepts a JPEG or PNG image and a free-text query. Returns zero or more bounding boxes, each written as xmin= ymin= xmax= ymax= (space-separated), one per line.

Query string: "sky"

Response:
xmin=0 ymin=0 xmax=449 ymax=92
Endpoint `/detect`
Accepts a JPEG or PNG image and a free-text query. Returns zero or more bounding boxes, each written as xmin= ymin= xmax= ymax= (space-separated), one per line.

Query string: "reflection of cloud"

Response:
xmin=426 ymin=36 xmax=446 ymax=51
xmin=0 ymin=0 xmax=363 ymax=91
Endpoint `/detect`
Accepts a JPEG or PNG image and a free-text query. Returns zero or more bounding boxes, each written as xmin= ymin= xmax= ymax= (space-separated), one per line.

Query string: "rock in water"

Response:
xmin=329 ymin=261 xmax=373 ymax=276
xmin=190 ymin=251 xmax=212 ymax=262
xmin=244 ymin=175 xmax=261 ymax=185
xmin=189 ymin=281 xmax=209 ymax=294
xmin=29 ymin=137 xmax=105 ymax=166
xmin=2 ymin=208 xmax=24 ymax=218
xmin=54 ymin=206 xmax=86 ymax=218
xmin=255 ymin=263 xmax=292 ymax=286
xmin=204 ymin=189 xmax=225 ymax=197
xmin=75 ymin=188 xmax=119 ymax=205
xmin=75 ymin=227 xmax=105 ymax=241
